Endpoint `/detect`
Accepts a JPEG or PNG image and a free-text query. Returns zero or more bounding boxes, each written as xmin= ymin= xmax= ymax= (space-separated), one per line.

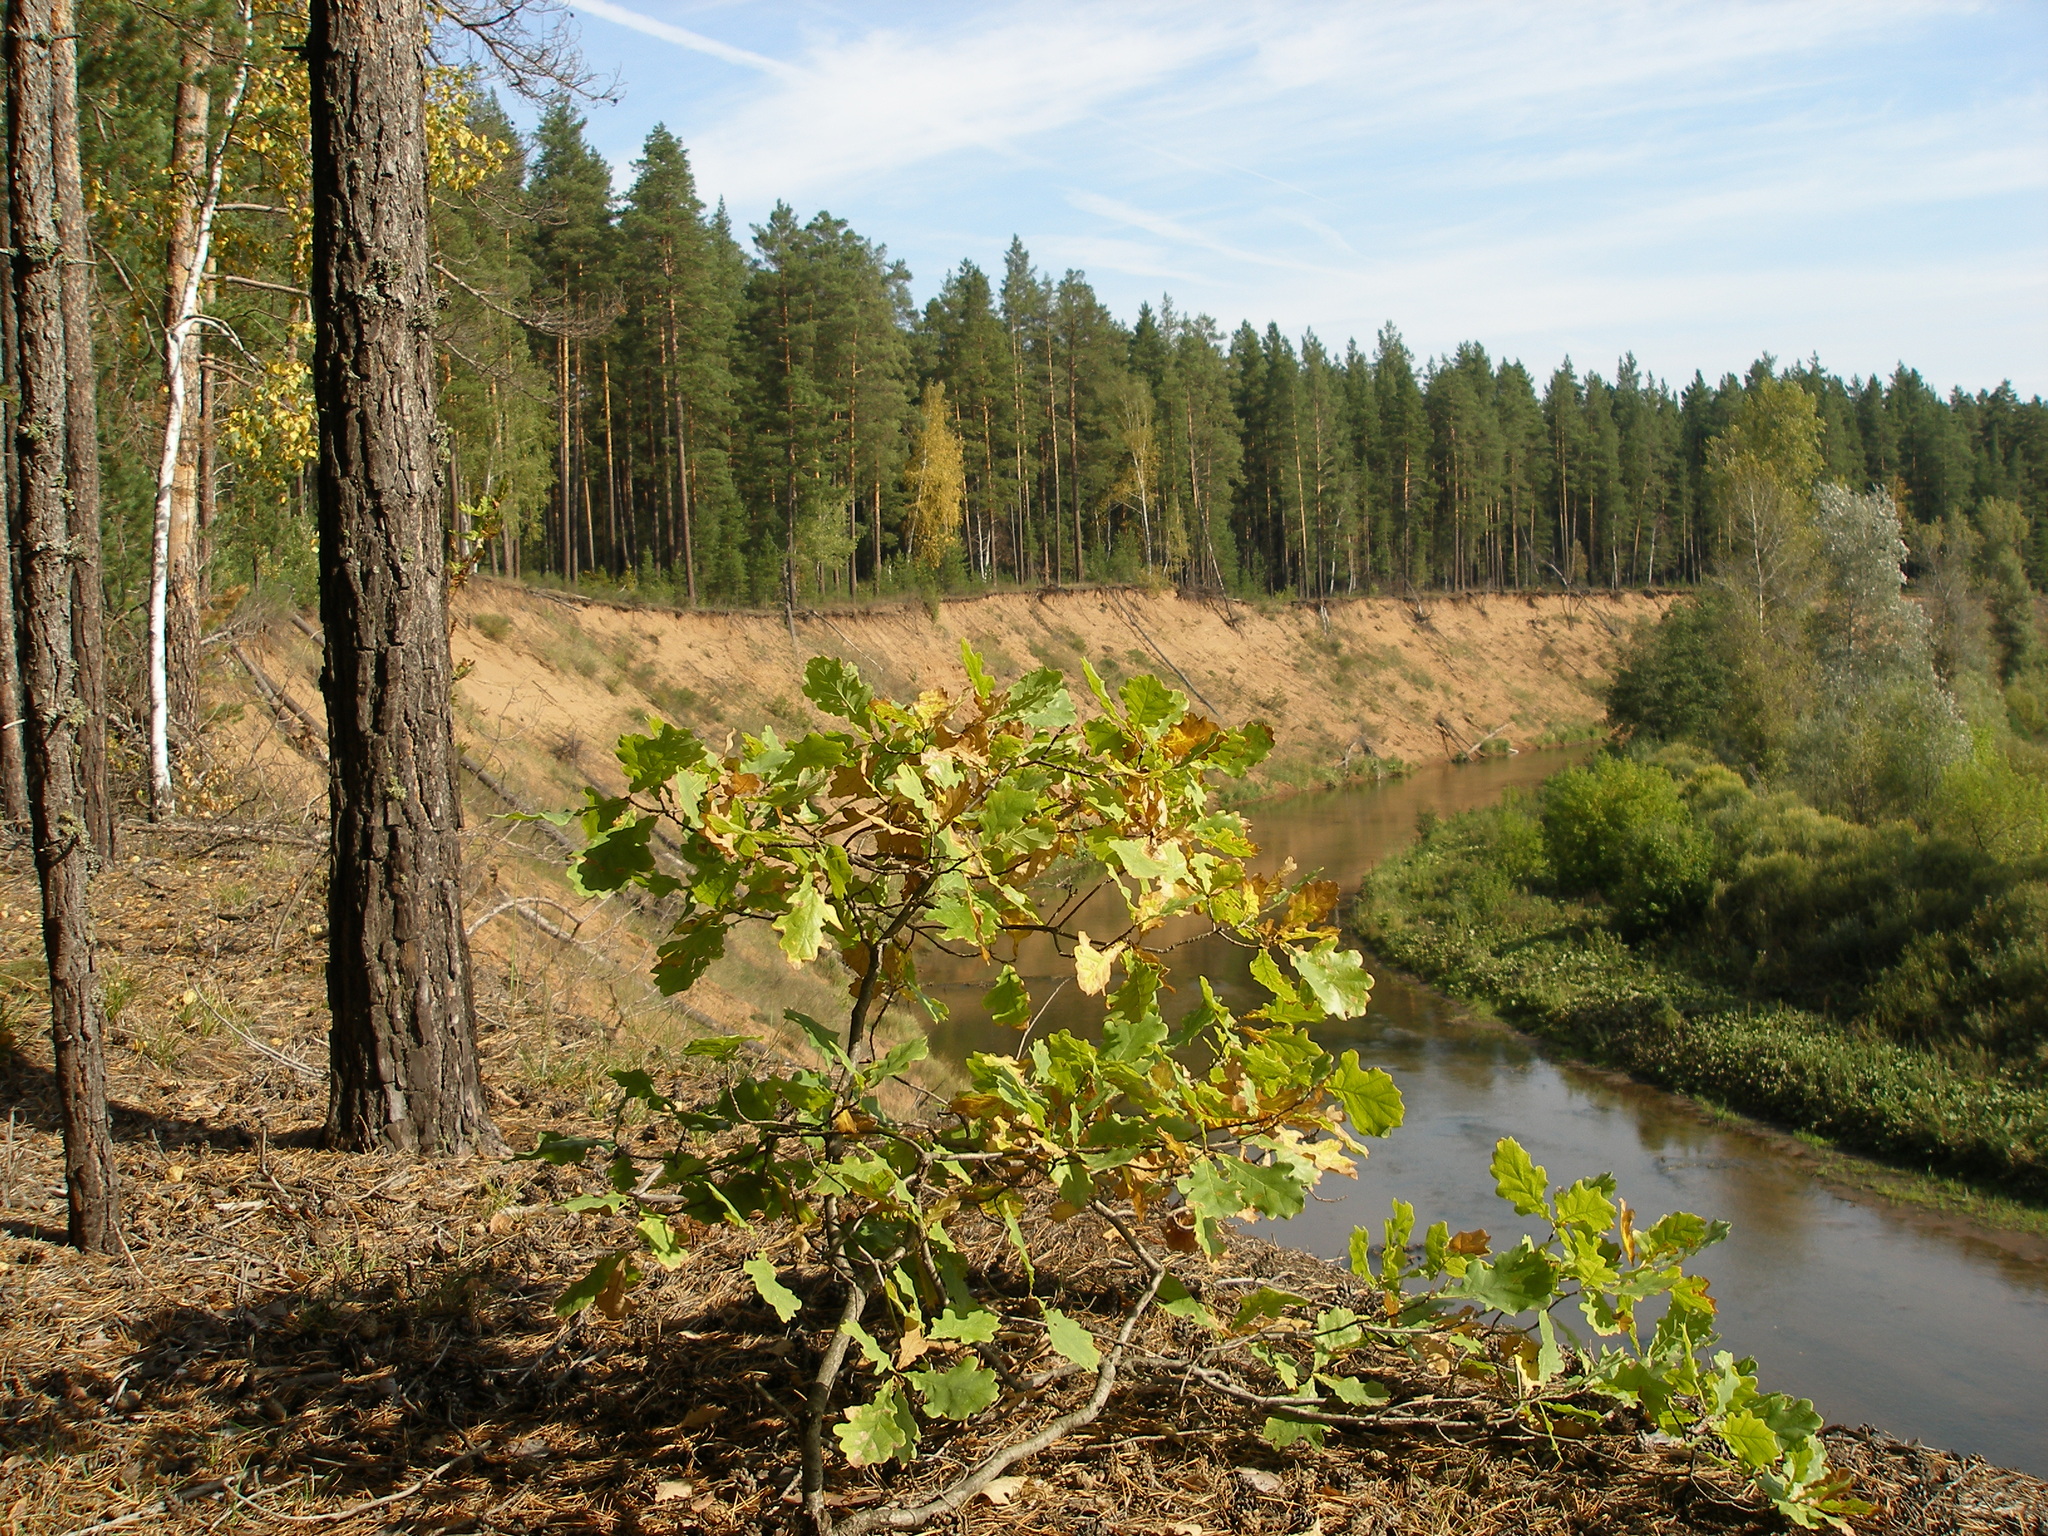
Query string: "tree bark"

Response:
xmin=7 ymin=0 xmax=119 ymax=1252
xmin=50 ymin=0 xmax=109 ymax=861
xmin=162 ymin=31 xmax=209 ymax=748
xmin=308 ymin=0 xmax=494 ymax=1155
xmin=0 ymin=111 xmax=31 ymax=828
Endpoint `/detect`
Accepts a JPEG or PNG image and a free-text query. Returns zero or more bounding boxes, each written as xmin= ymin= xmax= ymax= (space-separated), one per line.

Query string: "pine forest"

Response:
xmin=42 ymin=12 xmax=2048 ymax=641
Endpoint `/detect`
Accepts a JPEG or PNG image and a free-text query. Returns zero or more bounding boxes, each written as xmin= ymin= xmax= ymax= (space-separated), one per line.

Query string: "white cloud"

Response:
xmin=562 ymin=0 xmax=2048 ymax=390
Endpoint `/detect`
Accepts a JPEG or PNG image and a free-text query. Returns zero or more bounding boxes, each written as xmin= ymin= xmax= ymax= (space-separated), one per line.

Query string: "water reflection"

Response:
xmin=915 ymin=751 xmax=2048 ymax=1475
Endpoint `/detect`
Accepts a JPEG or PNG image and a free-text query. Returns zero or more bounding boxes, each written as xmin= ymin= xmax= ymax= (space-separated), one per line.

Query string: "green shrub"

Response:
xmin=1606 ymin=596 xmax=1735 ymax=748
xmin=1540 ymin=757 xmax=1712 ymax=938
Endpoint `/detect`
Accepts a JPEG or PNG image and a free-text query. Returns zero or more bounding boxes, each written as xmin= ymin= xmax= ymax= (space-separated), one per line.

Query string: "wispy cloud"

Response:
xmin=569 ymin=0 xmax=794 ymax=77
xmin=560 ymin=0 xmax=2048 ymax=390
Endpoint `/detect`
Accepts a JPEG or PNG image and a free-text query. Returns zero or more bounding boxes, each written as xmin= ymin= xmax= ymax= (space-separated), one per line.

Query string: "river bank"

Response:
xmin=1353 ymin=798 xmax=2048 ymax=1206
xmin=216 ymin=581 xmax=1659 ymax=834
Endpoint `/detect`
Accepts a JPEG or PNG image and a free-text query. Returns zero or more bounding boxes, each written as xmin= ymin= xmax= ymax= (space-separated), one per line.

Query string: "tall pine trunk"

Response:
xmin=308 ymin=0 xmax=494 ymax=1155
xmin=0 ymin=115 xmax=31 ymax=828
xmin=7 ymin=0 xmax=118 ymax=1252
xmin=51 ymin=0 xmax=108 ymax=860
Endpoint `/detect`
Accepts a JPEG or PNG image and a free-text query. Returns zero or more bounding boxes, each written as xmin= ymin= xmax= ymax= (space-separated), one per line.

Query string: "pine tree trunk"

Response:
xmin=0 ymin=121 xmax=31 ymax=828
xmin=307 ymin=0 xmax=494 ymax=1156
xmin=50 ymin=0 xmax=108 ymax=861
xmin=7 ymin=0 xmax=119 ymax=1252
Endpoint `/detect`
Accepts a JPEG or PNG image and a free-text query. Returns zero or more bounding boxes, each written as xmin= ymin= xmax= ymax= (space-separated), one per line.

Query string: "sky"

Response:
xmin=536 ymin=0 xmax=2048 ymax=396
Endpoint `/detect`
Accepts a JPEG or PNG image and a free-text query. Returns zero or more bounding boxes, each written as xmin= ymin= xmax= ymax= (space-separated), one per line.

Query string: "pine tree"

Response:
xmin=526 ymin=100 xmax=616 ymax=580
xmin=309 ymin=0 xmax=492 ymax=1154
xmin=436 ymin=92 xmax=554 ymax=579
xmin=1372 ymin=325 xmax=1429 ymax=590
xmin=617 ymin=124 xmax=741 ymax=601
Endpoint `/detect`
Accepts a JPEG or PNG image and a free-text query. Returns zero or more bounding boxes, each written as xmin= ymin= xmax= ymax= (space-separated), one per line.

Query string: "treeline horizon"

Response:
xmin=71 ymin=37 xmax=2048 ymax=623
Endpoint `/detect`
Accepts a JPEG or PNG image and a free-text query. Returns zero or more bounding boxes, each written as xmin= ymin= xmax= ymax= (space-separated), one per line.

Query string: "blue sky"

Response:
xmin=542 ymin=0 xmax=2047 ymax=395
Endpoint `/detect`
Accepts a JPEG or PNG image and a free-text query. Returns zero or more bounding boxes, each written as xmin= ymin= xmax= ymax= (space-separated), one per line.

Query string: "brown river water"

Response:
xmin=914 ymin=749 xmax=2048 ymax=1475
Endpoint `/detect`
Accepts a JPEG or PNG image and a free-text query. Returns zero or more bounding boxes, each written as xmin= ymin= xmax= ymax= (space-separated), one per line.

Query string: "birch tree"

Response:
xmin=146 ymin=15 xmax=250 ymax=818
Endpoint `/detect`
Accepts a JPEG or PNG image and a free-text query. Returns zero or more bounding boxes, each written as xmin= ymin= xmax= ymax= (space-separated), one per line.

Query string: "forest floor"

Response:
xmin=1 ymin=799 xmax=2045 ymax=1532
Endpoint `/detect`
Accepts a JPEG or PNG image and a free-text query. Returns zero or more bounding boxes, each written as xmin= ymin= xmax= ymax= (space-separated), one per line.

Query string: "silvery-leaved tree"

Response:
xmin=534 ymin=650 xmax=1870 ymax=1534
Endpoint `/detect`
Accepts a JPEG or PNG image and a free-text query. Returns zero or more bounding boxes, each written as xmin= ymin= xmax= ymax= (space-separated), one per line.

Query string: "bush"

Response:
xmin=1606 ymin=595 xmax=1735 ymax=748
xmin=1540 ymin=757 xmax=1712 ymax=938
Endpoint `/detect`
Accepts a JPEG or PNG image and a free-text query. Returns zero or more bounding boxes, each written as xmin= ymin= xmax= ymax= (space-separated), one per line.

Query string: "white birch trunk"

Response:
xmin=147 ymin=21 xmax=249 ymax=818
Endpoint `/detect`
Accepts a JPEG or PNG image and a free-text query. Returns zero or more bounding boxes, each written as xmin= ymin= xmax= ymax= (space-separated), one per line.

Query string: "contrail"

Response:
xmin=571 ymin=0 xmax=799 ymax=78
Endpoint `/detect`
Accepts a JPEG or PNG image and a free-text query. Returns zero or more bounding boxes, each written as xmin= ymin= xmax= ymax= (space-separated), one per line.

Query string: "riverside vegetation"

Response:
xmin=1357 ymin=386 xmax=2048 ymax=1207
xmin=529 ymin=646 xmax=1870 ymax=1532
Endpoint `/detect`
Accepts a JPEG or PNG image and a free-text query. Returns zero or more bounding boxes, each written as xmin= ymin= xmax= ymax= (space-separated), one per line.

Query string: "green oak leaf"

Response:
xmin=614 ymin=720 xmax=707 ymax=793
xmin=636 ymin=1215 xmax=689 ymax=1270
xmin=1291 ymin=940 xmax=1375 ymax=1018
xmin=909 ymin=1358 xmax=1000 ymax=1421
xmin=1552 ymin=1176 xmax=1617 ymax=1232
xmin=1262 ymin=1415 xmax=1326 ymax=1449
xmin=774 ymin=881 xmax=835 ymax=966
xmin=1328 ymin=1052 xmax=1405 ymax=1136
xmin=1318 ymin=1373 xmax=1389 ymax=1405
xmin=929 ymin=1306 xmax=1001 ymax=1344
xmin=1490 ymin=1137 xmax=1550 ymax=1217
xmin=1155 ymin=1274 xmax=1216 ymax=1330
xmin=555 ymin=1253 xmax=634 ymax=1319
xmin=1458 ymin=1239 xmax=1558 ymax=1314
xmin=572 ymin=814 xmax=655 ymax=894
xmin=743 ymin=1257 xmax=803 ymax=1323
xmin=1231 ymin=1286 xmax=1308 ymax=1332
xmin=1717 ymin=1409 xmax=1783 ymax=1470
xmin=863 ymin=1034 xmax=929 ymax=1085
xmin=653 ymin=923 xmax=726 ymax=995
xmin=1180 ymin=1154 xmax=1308 ymax=1221
xmin=983 ymin=964 xmax=1032 ymax=1029
xmin=802 ymin=656 xmax=873 ymax=724
xmin=1043 ymin=1308 xmax=1101 ymax=1370
xmin=834 ymin=1382 xmax=918 ymax=1468
xmin=1119 ymin=673 xmax=1186 ymax=731
xmin=1006 ymin=667 xmax=1075 ymax=729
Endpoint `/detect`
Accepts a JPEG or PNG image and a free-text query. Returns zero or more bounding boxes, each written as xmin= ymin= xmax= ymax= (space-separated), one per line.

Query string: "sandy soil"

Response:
xmin=226 ymin=580 xmax=1665 ymax=819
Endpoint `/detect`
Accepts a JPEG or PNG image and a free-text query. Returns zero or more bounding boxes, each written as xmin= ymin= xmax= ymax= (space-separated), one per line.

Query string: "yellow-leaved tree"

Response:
xmin=905 ymin=381 xmax=965 ymax=571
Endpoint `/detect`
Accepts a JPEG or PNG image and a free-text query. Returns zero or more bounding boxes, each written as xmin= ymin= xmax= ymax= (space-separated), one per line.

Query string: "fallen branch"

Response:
xmin=119 ymin=818 xmax=326 ymax=848
xmin=465 ymin=894 xmax=583 ymax=939
xmin=457 ymin=751 xmax=579 ymax=856
xmin=831 ymin=1266 xmax=1168 ymax=1536
xmin=231 ymin=644 xmax=327 ymax=765
xmin=1109 ymin=591 xmax=1222 ymax=717
xmin=195 ymin=990 xmax=322 ymax=1080
xmin=225 ymin=1455 xmax=467 ymax=1525
xmin=1457 ymin=722 xmax=1513 ymax=761
xmin=511 ymin=900 xmax=582 ymax=947
xmin=60 ymin=1478 xmax=234 ymax=1536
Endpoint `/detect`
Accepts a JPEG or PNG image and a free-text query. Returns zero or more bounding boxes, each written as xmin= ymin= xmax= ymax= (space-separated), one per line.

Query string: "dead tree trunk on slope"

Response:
xmin=7 ymin=0 xmax=119 ymax=1252
xmin=307 ymin=0 xmax=494 ymax=1154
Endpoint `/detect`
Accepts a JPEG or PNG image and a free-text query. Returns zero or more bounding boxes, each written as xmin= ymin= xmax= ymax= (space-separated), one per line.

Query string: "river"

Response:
xmin=916 ymin=749 xmax=2048 ymax=1475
